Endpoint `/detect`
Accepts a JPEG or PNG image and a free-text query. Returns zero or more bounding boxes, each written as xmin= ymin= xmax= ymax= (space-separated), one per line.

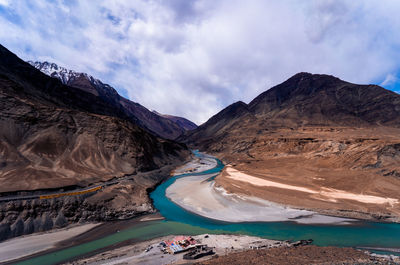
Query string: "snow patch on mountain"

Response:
xmin=28 ymin=61 xmax=102 ymax=86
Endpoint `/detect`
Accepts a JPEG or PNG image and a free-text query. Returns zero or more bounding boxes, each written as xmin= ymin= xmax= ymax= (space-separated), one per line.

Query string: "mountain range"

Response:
xmin=29 ymin=61 xmax=197 ymax=140
xmin=1 ymin=41 xmax=400 ymax=241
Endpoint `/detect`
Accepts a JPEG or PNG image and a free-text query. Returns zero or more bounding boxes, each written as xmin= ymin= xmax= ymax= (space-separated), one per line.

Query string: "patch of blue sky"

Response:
xmin=0 ymin=5 xmax=21 ymax=25
xmin=378 ymin=72 xmax=400 ymax=94
xmin=116 ymin=86 xmax=129 ymax=98
xmin=106 ymin=13 xmax=121 ymax=25
xmin=385 ymin=81 xmax=400 ymax=94
xmin=91 ymin=62 xmax=132 ymax=98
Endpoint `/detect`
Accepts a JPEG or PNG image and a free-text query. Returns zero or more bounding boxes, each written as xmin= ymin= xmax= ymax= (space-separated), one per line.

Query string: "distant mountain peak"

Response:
xmin=248 ymin=72 xmax=349 ymax=113
xmin=28 ymin=61 xmax=102 ymax=87
xmin=152 ymin=110 xmax=197 ymax=131
xmin=29 ymin=60 xmax=197 ymax=139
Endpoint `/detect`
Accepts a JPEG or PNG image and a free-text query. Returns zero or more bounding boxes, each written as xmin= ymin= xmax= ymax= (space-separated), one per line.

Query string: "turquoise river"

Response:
xmin=16 ymin=151 xmax=400 ymax=264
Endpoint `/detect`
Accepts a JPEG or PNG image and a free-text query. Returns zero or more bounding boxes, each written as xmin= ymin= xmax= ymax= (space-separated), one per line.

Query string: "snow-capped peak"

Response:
xmin=28 ymin=61 xmax=102 ymax=86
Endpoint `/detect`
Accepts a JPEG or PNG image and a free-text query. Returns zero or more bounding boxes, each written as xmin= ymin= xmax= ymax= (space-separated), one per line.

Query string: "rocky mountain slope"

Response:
xmin=184 ymin=73 xmax=400 ymax=221
xmin=0 ymin=44 xmax=190 ymax=240
xmin=249 ymin=72 xmax=400 ymax=126
xmin=197 ymin=245 xmax=394 ymax=265
xmin=29 ymin=61 xmax=197 ymax=140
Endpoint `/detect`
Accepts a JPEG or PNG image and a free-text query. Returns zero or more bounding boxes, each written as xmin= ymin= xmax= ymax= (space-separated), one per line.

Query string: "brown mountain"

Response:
xmin=186 ymin=73 xmax=400 ymax=145
xmin=184 ymin=73 xmax=400 ymax=221
xmin=248 ymin=72 xmax=400 ymax=126
xmin=152 ymin=110 xmax=197 ymax=131
xmin=0 ymin=44 xmax=189 ymax=239
xmin=29 ymin=61 xmax=197 ymax=139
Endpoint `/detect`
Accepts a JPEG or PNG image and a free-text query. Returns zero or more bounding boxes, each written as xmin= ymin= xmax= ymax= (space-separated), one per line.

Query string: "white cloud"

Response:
xmin=1 ymin=0 xmax=400 ymax=124
xmin=0 ymin=0 xmax=9 ymax=7
xmin=381 ymin=74 xmax=398 ymax=86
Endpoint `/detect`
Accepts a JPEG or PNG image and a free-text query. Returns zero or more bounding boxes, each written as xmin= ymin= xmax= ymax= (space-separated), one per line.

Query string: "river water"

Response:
xmin=16 ymin=152 xmax=400 ymax=264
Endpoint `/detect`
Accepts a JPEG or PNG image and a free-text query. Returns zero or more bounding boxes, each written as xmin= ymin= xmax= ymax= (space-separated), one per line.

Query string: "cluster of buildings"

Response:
xmin=160 ymin=236 xmax=198 ymax=254
xmin=157 ymin=235 xmax=215 ymax=260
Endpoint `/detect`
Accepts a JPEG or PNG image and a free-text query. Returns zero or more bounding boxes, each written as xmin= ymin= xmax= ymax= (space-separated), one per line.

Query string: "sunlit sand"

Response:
xmin=225 ymin=166 xmax=399 ymax=206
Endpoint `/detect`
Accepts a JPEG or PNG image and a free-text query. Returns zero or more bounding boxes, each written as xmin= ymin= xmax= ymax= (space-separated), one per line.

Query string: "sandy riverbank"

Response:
xmin=166 ymin=172 xmax=354 ymax=224
xmin=7 ymin=213 xmax=165 ymax=264
xmin=172 ymin=153 xmax=217 ymax=175
xmin=0 ymin=223 xmax=100 ymax=263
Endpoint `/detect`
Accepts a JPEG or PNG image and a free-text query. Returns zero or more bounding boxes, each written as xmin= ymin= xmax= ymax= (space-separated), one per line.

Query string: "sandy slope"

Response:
xmin=0 ymin=223 xmax=100 ymax=263
xmin=225 ymin=166 xmax=399 ymax=205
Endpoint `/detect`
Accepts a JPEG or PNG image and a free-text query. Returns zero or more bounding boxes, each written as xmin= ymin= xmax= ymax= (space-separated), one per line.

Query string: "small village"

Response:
xmin=154 ymin=235 xmax=215 ymax=260
xmin=138 ymin=234 xmax=313 ymax=263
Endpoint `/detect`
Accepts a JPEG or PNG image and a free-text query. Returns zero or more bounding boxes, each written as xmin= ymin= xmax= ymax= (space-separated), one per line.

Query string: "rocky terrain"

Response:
xmin=183 ymin=73 xmax=400 ymax=221
xmin=0 ymin=44 xmax=190 ymax=241
xmin=197 ymin=245 xmax=397 ymax=265
xmin=29 ymin=61 xmax=197 ymax=140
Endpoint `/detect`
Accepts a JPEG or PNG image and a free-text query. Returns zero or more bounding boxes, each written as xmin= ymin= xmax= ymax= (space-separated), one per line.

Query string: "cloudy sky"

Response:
xmin=1 ymin=0 xmax=400 ymax=124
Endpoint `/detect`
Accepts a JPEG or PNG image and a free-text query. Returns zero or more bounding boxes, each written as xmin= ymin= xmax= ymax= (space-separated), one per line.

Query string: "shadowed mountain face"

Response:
xmin=29 ymin=61 xmax=197 ymax=140
xmin=0 ymin=45 xmax=189 ymax=193
xmin=183 ymin=73 xmax=400 ymax=221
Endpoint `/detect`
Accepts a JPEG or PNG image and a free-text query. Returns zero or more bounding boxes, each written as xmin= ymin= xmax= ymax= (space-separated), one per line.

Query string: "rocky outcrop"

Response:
xmin=0 ymin=192 xmax=141 ymax=241
xmin=0 ymin=168 xmax=170 ymax=241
